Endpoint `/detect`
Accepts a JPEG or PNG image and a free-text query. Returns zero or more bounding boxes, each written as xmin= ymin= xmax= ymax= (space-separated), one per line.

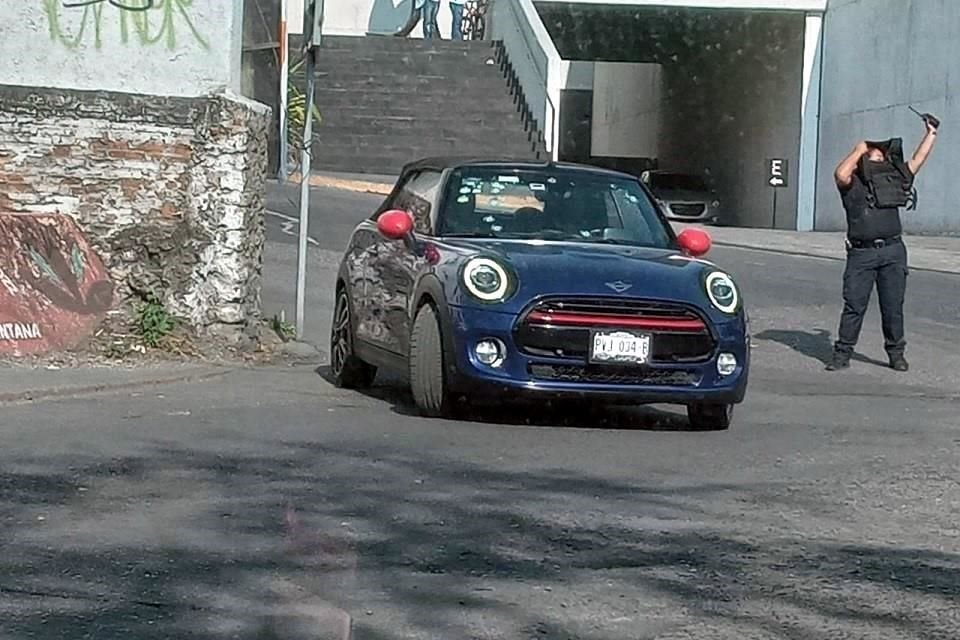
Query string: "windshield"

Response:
xmin=438 ymin=168 xmax=675 ymax=248
xmin=649 ymin=173 xmax=709 ymax=192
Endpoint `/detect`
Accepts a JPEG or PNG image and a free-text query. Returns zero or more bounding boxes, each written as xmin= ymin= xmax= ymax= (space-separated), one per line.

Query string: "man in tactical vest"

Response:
xmin=826 ymin=114 xmax=939 ymax=372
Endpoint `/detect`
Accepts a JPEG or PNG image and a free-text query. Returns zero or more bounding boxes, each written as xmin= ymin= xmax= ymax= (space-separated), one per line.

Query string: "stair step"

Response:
xmin=310 ymin=137 xmax=542 ymax=153
xmin=317 ymin=34 xmax=494 ymax=52
xmin=306 ymin=74 xmax=511 ymax=92
xmin=315 ymin=109 xmax=525 ymax=125
xmin=310 ymin=57 xmax=501 ymax=73
xmin=315 ymin=98 xmax=532 ymax=124
xmin=314 ymin=109 xmax=524 ymax=122
xmin=311 ymin=151 xmax=544 ymax=177
xmin=308 ymin=86 xmax=519 ymax=102
xmin=313 ymin=98 xmax=524 ymax=117
xmin=313 ymin=131 xmax=540 ymax=149
xmin=285 ymin=34 xmax=543 ymax=177
xmin=313 ymin=48 xmax=499 ymax=63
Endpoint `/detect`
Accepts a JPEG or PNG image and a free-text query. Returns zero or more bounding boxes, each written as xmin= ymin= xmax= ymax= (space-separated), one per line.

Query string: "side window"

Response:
xmin=391 ymin=170 xmax=442 ymax=235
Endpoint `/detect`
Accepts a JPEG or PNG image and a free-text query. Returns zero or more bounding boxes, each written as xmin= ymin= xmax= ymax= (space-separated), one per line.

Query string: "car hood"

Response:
xmin=438 ymin=238 xmax=727 ymax=315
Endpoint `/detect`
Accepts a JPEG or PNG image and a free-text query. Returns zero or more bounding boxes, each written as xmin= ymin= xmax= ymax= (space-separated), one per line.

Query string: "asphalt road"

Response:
xmin=1 ymin=182 xmax=959 ymax=639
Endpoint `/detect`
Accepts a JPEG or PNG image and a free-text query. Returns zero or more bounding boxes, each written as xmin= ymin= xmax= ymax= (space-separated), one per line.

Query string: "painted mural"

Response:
xmin=0 ymin=213 xmax=114 ymax=357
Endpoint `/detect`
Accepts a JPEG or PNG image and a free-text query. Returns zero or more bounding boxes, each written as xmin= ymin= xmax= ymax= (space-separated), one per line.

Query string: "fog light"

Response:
xmin=475 ymin=339 xmax=505 ymax=367
xmin=717 ymin=352 xmax=737 ymax=376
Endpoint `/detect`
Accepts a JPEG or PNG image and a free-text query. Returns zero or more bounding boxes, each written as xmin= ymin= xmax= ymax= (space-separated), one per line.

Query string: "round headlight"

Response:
xmin=463 ymin=257 xmax=510 ymax=301
xmin=705 ymin=271 xmax=739 ymax=313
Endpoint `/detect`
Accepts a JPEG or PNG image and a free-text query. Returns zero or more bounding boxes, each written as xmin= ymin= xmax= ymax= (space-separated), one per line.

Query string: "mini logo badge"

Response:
xmin=605 ymin=280 xmax=632 ymax=293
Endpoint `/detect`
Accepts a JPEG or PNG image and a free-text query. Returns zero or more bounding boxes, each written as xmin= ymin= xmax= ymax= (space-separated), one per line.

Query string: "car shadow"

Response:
xmin=316 ymin=366 xmax=709 ymax=432
xmin=754 ymin=328 xmax=890 ymax=368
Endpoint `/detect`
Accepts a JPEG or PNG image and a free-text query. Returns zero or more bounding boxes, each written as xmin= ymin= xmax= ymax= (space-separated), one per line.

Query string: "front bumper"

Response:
xmin=662 ymin=201 xmax=720 ymax=224
xmin=446 ymin=305 xmax=749 ymax=405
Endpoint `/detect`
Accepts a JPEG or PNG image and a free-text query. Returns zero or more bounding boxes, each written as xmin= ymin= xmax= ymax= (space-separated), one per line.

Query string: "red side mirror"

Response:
xmin=677 ymin=227 xmax=711 ymax=257
xmin=377 ymin=209 xmax=413 ymax=240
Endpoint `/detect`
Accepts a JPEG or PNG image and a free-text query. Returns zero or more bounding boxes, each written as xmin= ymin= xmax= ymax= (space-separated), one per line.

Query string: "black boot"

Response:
xmin=889 ymin=353 xmax=909 ymax=371
xmin=825 ymin=350 xmax=850 ymax=371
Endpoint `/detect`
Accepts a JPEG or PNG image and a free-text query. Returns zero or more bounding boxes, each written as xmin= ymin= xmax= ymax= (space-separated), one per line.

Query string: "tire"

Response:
xmin=409 ymin=302 xmax=452 ymax=417
xmin=687 ymin=403 xmax=733 ymax=430
xmin=329 ymin=288 xmax=377 ymax=389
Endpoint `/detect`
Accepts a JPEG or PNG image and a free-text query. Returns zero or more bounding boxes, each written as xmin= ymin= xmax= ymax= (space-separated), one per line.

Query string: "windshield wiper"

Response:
xmin=589 ymin=238 xmax=634 ymax=245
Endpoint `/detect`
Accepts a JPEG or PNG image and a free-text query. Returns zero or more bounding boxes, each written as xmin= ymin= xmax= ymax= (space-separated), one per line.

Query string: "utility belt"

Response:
xmin=846 ymin=235 xmax=902 ymax=249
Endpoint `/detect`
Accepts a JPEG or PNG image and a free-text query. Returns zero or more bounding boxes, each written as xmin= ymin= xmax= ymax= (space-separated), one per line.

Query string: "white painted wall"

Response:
xmin=591 ymin=63 xmax=663 ymax=158
xmin=565 ymin=61 xmax=596 ymax=90
xmin=816 ymin=0 xmax=957 ymax=232
xmin=0 ymin=0 xmax=242 ymax=98
xmin=289 ymin=0 xmax=459 ymax=38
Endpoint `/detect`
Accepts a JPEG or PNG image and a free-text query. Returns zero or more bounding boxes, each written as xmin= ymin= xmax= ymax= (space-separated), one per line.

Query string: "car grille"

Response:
xmin=669 ymin=203 xmax=707 ymax=217
xmin=529 ymin=364 xmax=702 ymax=386
xmin=514 ymin=297 xmax=716 ymax=363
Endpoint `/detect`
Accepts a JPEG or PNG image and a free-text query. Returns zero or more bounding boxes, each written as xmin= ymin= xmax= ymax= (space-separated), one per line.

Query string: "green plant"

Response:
xmin=271 ymin=312 xmax=296 ymax=342
xmin=137 ymin=293 xmax=175 ymax=348
xmin=286 ymin=56 xmax=323 ymax=163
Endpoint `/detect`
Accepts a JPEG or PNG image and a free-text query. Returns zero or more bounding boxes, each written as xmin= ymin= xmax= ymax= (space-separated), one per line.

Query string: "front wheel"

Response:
xmin=330 ymin=289 xmax=377 ymax=389
xmin=409 ymin=303 xmax=453 ymax=418
xmin=687 ymin=403 xmax=733 ymax=430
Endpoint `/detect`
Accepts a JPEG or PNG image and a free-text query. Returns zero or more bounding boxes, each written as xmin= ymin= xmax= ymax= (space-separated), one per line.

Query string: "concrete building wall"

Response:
xmin=816 ymin=0 xmax=956 ymax=233
xmin=0 ymin=0 xmax=243 ymax=97
xmin=591 ymin=63 xmax=663 ymax=159
xmin=659 ymin=11 xmax=805 ymax=229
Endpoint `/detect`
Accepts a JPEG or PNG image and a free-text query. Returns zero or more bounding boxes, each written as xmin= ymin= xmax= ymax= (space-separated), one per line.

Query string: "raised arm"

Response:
xmin=907 ymin=117 xmax=938 ymax=175
xmin=835 ymin=141 xmax=868 ymax=188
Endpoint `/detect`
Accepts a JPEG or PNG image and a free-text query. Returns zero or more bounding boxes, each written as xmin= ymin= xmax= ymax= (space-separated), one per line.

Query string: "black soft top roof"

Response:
xmin=399 ymin=156 xmax=640 ymax=182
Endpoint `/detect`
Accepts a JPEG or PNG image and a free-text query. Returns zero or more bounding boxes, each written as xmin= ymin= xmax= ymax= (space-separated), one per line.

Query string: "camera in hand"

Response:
xmin=909 ymin=106 xmax=940 ymax=130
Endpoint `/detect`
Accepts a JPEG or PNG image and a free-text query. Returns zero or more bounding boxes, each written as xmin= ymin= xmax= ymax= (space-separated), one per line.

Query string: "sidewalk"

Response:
xmin=0 ymin=362 xmax=231 ymax=404
xmin=297 ymin=172 xmax=960 ymax=275
xmin=672 ymin=223 xmax=960 ymax=275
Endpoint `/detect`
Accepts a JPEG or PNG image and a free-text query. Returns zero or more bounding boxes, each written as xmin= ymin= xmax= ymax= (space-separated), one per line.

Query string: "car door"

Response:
xmin=367 ymin=169 xmax=443 ymax=356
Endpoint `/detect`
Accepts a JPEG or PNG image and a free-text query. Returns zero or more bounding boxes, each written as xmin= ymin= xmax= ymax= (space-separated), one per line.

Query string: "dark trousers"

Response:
xmin=834 ymin=238 xmax=908 ymax=356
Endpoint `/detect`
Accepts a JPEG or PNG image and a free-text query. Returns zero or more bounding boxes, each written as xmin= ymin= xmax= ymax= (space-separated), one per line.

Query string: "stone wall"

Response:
xmin=0 ymin=85 xmax=271 ymax=346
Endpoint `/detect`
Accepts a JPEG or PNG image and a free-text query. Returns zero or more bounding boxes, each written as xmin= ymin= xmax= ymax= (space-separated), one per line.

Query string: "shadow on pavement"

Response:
xmin=314 ymin=365 xmax=699 ymax=431
xmin=754 ymin=328 xmax=890 ymax=368
xmin=0 ymin=441 xmax=958 ymax=639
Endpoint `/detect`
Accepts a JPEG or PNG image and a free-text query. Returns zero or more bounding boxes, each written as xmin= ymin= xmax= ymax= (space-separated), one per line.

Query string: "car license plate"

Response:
xmin=590 ymin=330 xmax=652 ymax=365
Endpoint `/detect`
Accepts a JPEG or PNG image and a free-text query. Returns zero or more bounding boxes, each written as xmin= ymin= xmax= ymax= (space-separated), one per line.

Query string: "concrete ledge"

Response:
xmin=0 ymin=364 xmax=231 ymax=405
xmin=296 ymin=173 xmax=960 ymax=275
xmin=290 ymin=172 xmax=393 ymax=196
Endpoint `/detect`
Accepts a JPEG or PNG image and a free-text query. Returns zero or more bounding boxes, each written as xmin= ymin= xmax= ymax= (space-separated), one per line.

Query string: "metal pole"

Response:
xmin=771 ymin=189 xmax=778 ymax=230
xmin=295 ymin=47 xmax=316 ymax=339
xmin=278 ymin=0 xmax=289 ymax=181
xmin=294 ymin=0 xmax=323 ymax=340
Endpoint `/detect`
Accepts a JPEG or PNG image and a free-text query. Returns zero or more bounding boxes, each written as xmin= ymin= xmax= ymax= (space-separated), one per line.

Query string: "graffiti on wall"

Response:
xmin=0 ymin=214 xmax=114 ymax=357
xmin=42 ymin=0 xmax=209 ymax=51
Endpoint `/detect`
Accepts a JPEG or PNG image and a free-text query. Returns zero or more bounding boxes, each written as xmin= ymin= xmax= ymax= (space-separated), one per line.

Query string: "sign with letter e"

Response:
xmin=767 ymin=158 xmax=788 ymax=188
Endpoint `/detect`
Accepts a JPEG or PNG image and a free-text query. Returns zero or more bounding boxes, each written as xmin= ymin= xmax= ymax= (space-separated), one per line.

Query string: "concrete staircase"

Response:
xmin=289 ymin=35 xmax=548 ymax=176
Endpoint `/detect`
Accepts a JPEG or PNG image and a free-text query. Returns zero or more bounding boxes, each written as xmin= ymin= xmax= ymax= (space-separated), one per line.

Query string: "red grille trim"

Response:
xmin=526 ymin=310 xmax=706 ymax=332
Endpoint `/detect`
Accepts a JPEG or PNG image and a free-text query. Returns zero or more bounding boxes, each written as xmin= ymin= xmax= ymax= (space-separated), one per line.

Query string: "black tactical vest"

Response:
xmin=857 ymin=137 xmax=917 ymax=210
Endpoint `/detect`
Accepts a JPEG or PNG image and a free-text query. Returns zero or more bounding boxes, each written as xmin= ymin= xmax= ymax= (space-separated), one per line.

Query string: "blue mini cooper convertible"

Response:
xmin=330 ymin=158 xmax=749 ymax=429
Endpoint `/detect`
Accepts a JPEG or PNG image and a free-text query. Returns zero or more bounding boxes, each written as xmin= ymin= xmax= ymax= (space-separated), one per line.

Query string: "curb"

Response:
xmin=710 ymin=240 xmax=960 ymax=276
xmin=289 ymin=173 xmax=392 ymax=195
xmin=0 ymin=367 xmax=232 ymax=405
